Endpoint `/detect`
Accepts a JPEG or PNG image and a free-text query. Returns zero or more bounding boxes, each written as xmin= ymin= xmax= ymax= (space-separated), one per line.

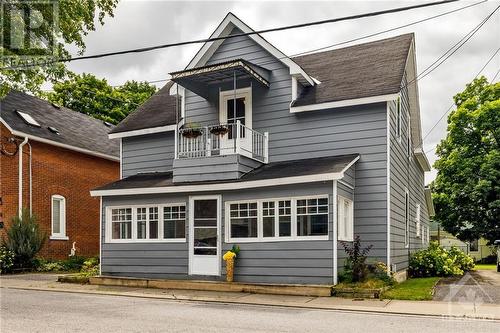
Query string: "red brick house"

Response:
xmin=0 ymin=90 xmax=120 ymax=259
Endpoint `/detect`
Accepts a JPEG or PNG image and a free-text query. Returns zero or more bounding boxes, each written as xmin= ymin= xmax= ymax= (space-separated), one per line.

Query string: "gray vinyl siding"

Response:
xmin=389 ymin=73 xmax=430 ymax=271
xmin=172 ymin=155 xmax=262 ymax=183
xmin=101 ymin=183 xmax=335 ymax=284
xmin=121 ymin=132 xmax=174 ymax=178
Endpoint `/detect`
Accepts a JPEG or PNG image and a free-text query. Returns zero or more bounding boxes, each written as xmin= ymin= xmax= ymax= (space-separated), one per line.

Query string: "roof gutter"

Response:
xmin=290 ymin=93 xmax=399 ymax=113
xmin=108 ymin=124 xmax=176 ymax=139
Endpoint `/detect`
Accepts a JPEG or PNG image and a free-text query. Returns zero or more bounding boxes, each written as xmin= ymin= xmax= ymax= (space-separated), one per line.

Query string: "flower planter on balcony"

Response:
xmin=209 ymin=124 xmax=229 ymax=136
xmin=181 ymin=128 xmax=203 ymax=139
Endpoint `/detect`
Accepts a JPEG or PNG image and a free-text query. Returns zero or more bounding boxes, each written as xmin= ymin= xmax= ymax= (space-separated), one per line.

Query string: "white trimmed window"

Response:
xmin=106 ymin=204 xmax=186 ymax=243
xmin=337 ymin=196 xmax=354 ymax=241
xmin=51 ymin=195 xmax=67 ymax=240
xmin=163 ymin=205 xmax=186 ymax=239
xmin=404 ymin=189 xmax=410 ymax=248
xmin=226 ymin=196 xmax=329 ymax=242
xmin=228 ymin=202 xmax=258 ymax=239
xmin=415 ymin=203 xmax=421 ymax=238
xmin=297 ymin=198 xmax=328 ymax=237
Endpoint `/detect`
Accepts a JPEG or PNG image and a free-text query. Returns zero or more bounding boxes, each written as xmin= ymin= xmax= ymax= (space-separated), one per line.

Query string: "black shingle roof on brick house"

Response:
xmin=108 ymin=33 xmax=413 ymax=135
xmin=0 ymin=90 xmax=119 ymax=159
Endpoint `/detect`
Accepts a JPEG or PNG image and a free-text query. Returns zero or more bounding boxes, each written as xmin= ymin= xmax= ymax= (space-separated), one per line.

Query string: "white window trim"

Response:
xmin=50 ymin=195 xmax=68 ymax=240
xmin=105 ymin=203 xmax=187 ymax=243
xmin=225 ymin=195 xmax=329 ymax=243
xmin=404 ymin=188 xmax=410 ymax=248
xmin=415 ymin=203 xmax=421 ymax=238
xmin=397 ymin=97 xmax=402 ymax=143
xmin=219 ymin=87 xmax=252 ymax=129
xmin=337 ymin=195 xmax=354 ymax=242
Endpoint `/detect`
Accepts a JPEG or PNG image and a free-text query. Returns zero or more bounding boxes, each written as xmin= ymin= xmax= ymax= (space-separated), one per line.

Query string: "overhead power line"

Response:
xmin=420 ymin=45 xmax=500 ymax=155
xmin=2 ymin=0 xmax=459 ymax=70
xmin=104 ymin=0 xmax=488 ymax=89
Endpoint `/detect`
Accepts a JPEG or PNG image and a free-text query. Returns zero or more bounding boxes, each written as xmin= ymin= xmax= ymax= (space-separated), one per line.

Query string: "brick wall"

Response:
xmin=0 ymin=123 xmax=119 ymax=259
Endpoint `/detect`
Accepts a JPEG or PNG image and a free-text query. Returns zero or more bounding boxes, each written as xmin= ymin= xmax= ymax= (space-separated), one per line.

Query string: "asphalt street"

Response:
xmin=1 ymin=288 xmax=499 ymax=333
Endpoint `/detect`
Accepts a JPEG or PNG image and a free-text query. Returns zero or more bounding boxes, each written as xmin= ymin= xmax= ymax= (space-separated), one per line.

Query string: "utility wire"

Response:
xmin=88 ymin=0 xmax=488 ymax=90
xmin=403 ymin=4 xmax=500 ymax=91
xmin=420 ymin=45 xmax=500 ymax=155
xmin=1 ymin=0 xmax=459 ymax=71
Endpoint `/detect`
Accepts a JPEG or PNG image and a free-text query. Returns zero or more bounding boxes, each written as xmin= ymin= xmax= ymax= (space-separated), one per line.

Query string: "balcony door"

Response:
xmin=219 ymin=87 xmax=252 ymax=157
xmin=189 ymin=196 xmax=221 ymax=276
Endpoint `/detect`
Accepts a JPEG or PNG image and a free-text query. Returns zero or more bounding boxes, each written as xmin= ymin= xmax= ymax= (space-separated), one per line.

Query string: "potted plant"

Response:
xmin=209 ymin=124 xmax=229 ymax=136
xmin=181 ymin=122 xmax=203 ymax=139
xmin=223 ymin=245 xmax=240 ymax=282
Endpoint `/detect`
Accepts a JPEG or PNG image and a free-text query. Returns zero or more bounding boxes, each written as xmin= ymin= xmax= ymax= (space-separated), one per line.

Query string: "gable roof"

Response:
xmin=0 ymin=90 xmax=119 ymax=160
xmin=109 ymin=82 xmax=179 ymax=136
xmin=292 ymin=33 xmax=413 ymax=106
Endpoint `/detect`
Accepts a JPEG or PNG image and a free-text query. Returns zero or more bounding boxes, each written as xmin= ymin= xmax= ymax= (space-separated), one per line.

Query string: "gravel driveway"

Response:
xmin=433 ymin=270 xmax=500 ymax=304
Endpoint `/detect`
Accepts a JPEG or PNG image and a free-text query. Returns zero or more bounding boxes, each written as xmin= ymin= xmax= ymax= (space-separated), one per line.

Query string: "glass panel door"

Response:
xmin=190 ymin=197 xmax=220 ymax=276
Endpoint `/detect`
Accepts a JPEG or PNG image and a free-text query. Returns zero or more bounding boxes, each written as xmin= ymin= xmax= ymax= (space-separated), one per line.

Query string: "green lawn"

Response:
xmin=382 ymin=277 xmax=440 ymax=301
xmin=474 ymin=264 xmax=497 ymax=271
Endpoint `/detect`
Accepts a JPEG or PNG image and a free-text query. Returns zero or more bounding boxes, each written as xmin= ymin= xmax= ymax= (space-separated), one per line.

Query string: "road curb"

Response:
xmin=2 ymin=285 xmax=499 ymax=321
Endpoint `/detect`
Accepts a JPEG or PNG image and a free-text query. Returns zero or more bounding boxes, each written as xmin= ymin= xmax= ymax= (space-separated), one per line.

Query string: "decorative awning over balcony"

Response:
xmin=169 ymin=59 xmax=270 ymax=98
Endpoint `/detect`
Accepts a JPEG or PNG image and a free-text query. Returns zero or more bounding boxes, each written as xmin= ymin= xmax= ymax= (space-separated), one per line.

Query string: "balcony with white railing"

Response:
xmin=176 ymin=121 xmax=268 ymax=164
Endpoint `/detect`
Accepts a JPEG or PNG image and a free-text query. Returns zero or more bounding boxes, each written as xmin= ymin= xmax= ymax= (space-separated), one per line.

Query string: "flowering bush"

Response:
xmin=0 ymin=246 xmax=15 ymax=274
xmin=409 ymin=242 xmax=475 ymax=277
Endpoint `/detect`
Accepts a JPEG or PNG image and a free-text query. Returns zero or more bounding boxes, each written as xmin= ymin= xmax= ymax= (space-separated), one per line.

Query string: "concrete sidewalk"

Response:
xmin=1 ymin=274 xmax=499 ymax=320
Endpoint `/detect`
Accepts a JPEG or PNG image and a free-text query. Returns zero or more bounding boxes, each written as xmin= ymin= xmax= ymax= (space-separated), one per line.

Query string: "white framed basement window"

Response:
xmin=50 ymin=195 xmax=68 ymax=240
xmin=225 ymin=195 xmax=329 ymax=243
xmin=337 ymin=196 xmax=354 ymax=241
xmin=415 ymin=203 xmax=421 ymax=238
xmin=106 ymin=203 xmax=186 ymax=243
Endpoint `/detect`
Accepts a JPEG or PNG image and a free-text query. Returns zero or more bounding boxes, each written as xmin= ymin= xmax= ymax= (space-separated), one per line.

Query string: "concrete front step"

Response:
xmin=89 ymin=276 xmax=333 ymax=297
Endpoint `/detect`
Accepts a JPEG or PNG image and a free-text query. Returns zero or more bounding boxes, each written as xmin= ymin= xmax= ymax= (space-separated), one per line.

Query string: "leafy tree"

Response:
xmin=3 ymin=209 xmax=47 ymax=268
xmin=0 ymin=0 xmax=118 ymax=96
xmin=45 ymin=73 xmax=156 ymax=124
xmin=432 ymin=76 xmax=500 ymax=244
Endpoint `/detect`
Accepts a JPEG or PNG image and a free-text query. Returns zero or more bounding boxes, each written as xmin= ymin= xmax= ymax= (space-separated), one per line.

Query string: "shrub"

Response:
xmin=78 ymin=257 xmax=99 ymax=277
xmin=409 ymin=242 xmax=475 ymax=277
xmin=3 ymin=210 xmax=46 ymax=268
xmin=368 ymin=261 xmax=395 ymax=285
xmin=340 ymin=236 xmax=373 ymax=282
xmin=34 ymin=256 xmax=88 ymax=272
xmin=0 ymin=246 xmax=15 ymax=274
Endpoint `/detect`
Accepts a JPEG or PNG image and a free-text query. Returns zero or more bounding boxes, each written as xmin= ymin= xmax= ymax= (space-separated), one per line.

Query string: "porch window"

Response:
xmin=278 ymin=200 xmax=292 ymax=237
xmin=229 ymin=202 xmax=258 ymax=238
xmin=297 ymin=198 xmax=328 ymax=236
xmin=106 ymin=204 xmax=186 ymax=243
xmin=225 ymin=196 xmax=329 ymax=243
xmin=111 ymin=208 xmax=132 ymax=240
xmin=163 ymin=205 xmax=186 ymax=239
xmin=337 ymin=196 xmax=353 ymax=241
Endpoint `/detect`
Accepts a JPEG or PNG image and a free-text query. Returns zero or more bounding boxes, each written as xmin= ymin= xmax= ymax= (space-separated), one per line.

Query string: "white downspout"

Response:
xmin=18 ymin=137 xmax=28 ymax=217
xmin=27 ymin=142 xmax=32 ymax=214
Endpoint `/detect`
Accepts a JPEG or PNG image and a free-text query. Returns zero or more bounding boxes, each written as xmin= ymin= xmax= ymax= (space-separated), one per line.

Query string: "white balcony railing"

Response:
xmin=176 ymin=121 xmax=268 ymax=163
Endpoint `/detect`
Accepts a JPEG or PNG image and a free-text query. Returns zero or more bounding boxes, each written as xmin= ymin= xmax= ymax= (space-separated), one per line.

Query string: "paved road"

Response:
xmin=1 ymin=289 xmax=498 ymax=333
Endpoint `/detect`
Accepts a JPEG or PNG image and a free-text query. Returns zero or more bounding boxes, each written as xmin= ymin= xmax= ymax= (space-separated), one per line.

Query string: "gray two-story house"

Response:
xmin=91 ymin=13 xmax=434 ymax=285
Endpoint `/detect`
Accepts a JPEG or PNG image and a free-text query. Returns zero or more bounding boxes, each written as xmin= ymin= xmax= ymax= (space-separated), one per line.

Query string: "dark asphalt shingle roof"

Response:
xmin=110 ymin=82 xmax=179 ymax=134
xmin=94 ymin=154 xmax=359 ymax=191
xmin=0 ymin=90 xmax=119 ymax=158
xmin=291 ymin=34 xmax=413 ymax=106
xmin=109 ymin=33 xmax=413 ymax=134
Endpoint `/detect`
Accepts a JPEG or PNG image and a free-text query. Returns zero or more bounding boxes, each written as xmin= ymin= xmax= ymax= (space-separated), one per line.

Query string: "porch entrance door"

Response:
xmin=189 ymin=196 xmax=221 ymax=276
xmin=219 ymin=88 xmax=252 ymax=158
